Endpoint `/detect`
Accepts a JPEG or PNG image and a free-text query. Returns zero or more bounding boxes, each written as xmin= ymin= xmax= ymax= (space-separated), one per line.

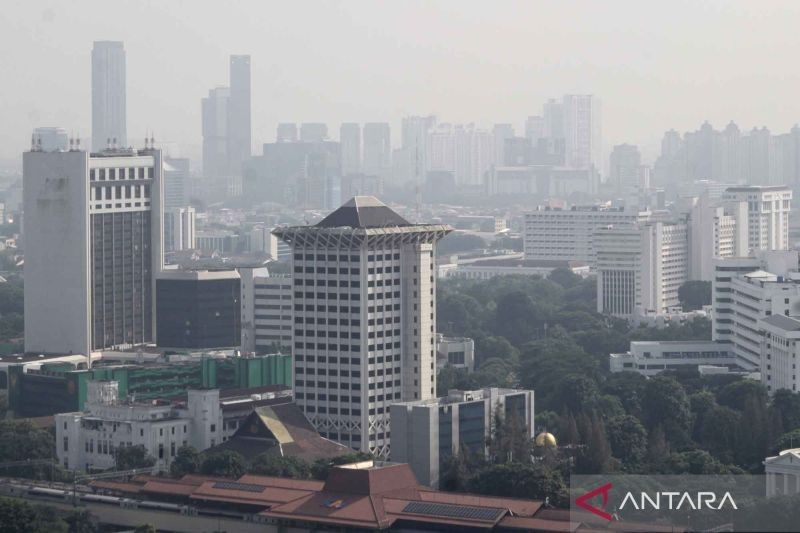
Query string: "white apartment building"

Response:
xmin=435 ymin=334 xmax=475 ymax=372
xmin=760 ymin=314 xmax=800 ymax=393
xmin=56 ymin=381 xmax=221 ymax=472
xmin=273 ymin=196 xmax=451 ymax=457
xmin=712 ymin=251 xmax=800 ymax=370
xmin=164 ymin=206 xmax=196 ymax=252
xmin=609 ymin=340 xmax=738 ymax=376
xmin=523 ymin=206 xmax=651 ymax=266
xmin=23 ymin=144 xmax=163 ymax=356
xmin=240 ymin=267 xmax=293 ymax=354
xmin=688 ymin=193 xmax=748 ymax=281
xmin=721 ymin=186 xmax=791 ymax=253
xmin=595 ymin=221 xmax=688 ymax=319
xmin=562 ymin=94 xmax=601 ymax=170
xmin=390 ymin=388 xmax=534 ymax=488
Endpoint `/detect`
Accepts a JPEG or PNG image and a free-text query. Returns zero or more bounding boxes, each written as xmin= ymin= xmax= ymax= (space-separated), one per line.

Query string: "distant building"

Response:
xmin=760 ymin=315 xmax=800 ymax=393
xmin=523 ymin=205 xmax=650 ymax=266
xmin=163 ymin=157 xmax=190 ymax=209
xmin=32 ymin=127 xmax=68 ymax=152
xmin=23 ymin=145 xmax=163 ymax=356
xmin=201 ymin=87 xmax=231 ymax=179
xmin=249 ymin=225 xmax=278 ymax=259
xmin=227 ymin=55 xmax=252 ymax=177
xmin=562 ymin=94 xmax=601 ymax=170
xmin=442 ymin=258 xmax=590 ymax=281
xmin=91 ymin=41 xmax=127 ymax=151
xmin=609 ymin=340 xmax=739 ymax=376
xmin=609 ymin=144 xmax=641 ymax=193
xmin=362 ymin=122 xmax=391 ymax=179
xmin=276 ymin=123 xmax=298 ymax=143
xmin=273 ymin=196 xmax=452 ymax=456
xmin=164 ymin=207 xmax=196 ymax=252
xmin=435 ymin=334 xmax=475 ymax=372
xmin=595 ymin=221 xmax=689 ymax=319
xmin=390 ymin=388 xmax=534 ymax=488
xmin=156 ymin=270 xmax=241 ymax=349
xmin=340 ymin=173 xmax=383 ymax=201
xmin=339 ymin=123 xmax=361 ymax=176
xmin=688 ymin=193 xmax=748 ymax=281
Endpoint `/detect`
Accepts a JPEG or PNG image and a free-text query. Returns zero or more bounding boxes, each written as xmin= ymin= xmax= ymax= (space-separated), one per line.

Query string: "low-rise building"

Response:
xmin=435 ymin=334 xmax=475 ymax=372
xmin=390 ymin=388 xmax=534 ymax=488
xmin=239 ymin=267 xmax=293 ymax=354
xmin=764 ymin=448 xmax=800 ymax=497
xmin=441 ymin=258 xmax=590 ymax=280
xmin=609 ymin=340 xmax=739 ymax=376
xmin=760 ymin=314 xmax=800 ymax=393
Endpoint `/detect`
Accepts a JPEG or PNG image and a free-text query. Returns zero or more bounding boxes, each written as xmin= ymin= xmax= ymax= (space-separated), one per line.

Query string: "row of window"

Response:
xmin=90 ymin=167 xmax=153 ymax=181
xmin=293 ymin=341 xmax=403 ymax=352
xmin=294 ymin=252 xmax=401 ymax=262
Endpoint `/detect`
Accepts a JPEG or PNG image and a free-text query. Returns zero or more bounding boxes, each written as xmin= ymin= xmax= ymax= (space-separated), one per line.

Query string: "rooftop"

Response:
xmin=316 ymin=196 xmax=411 ymax=229
xmin=761 ymin=314 xmax=800 ymax=331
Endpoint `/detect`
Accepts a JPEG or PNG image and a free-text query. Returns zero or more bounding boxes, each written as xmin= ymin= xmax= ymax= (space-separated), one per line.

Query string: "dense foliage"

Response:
xmin=433 ymin=272 xmax=800 ymax=503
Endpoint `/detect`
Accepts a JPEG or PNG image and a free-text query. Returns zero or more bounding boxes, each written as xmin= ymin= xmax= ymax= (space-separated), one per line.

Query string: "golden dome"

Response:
xmin=535 ymin=431 xmax=557 ymax=448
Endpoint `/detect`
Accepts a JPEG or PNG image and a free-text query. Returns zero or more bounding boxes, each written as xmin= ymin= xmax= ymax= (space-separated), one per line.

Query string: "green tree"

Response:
xmin=467 ymin=462 xmax=568 ymax=507
xmin=548 ymin=267 xmax=581 ymax=289
xmin=494 ymin=292 xmax=540 ymax=345
xmin=0 ymin=420 xmax=55 ymax=479
xmin=606 ymin=415 xmax=647 ymax=467
xmin=552 ymin=375 xmax=599 ymax=415
xmin=775 ymin=428 xmax=800 ymax=452
xmin=641 ymin=376 xmax=691 ymax=445
xmin=200 ymin=450 xmax=246 ymax=478
xmin=249 ymin=454 xmax=311 ymax=478
xmin=439 ymin=453 xmax=470 ymax=492
xmin=717 ymin=380 xmax=769 ymax=412
xmin=771 ymin=389 xmax=800 ymax=432
xmin=65 ymin=509 xmax=98 ymax=533
xmin=113 ymin=445 xmax=155 ymax=471
xmin=662 ymin=450 xmax=740 ymax=475
xmin=698 ymin=405 xmax=740 ymax=463
xmin=677 ymin=280 xmax=711 ymax=311
xmin=576 ymin=415 xmax=613 ymax=474
xmin=170 ymin=445 xmax=200 ymax=477
xmin=0 ymin=497 xmax=68 ymax=533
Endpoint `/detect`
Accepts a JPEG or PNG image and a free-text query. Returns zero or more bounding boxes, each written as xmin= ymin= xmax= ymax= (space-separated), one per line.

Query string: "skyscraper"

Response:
xmin=91 ymin=41 xmax=127 ymax=152
xmin=228 ymin=55 xmax=252 ymax=176
xmin=609 ymin=144 xmax=642 ymax=192
xmin=201 ymin=87 xmax=230 ymax=178
xmin=277 ymin=123 xmax=298 ymax=143
xmin=362 ymin=123 xmax=391 ymax=179
xmin=23 ymin=141 xmax=163 ymax=356
xmin=273 ymin=196 xmax=452 ymax=456
xmin=300 ymin=123 xmax=328 ymax=142
xmin=340 ymin=123 xmax=361 ymax=176
xmin=562 ymin=94 xmax=601 ymax=170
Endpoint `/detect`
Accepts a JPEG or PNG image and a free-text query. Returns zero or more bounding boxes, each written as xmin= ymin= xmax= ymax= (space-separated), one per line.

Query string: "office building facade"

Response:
xmin=240 ymin=268 xmax=293 ymax=355
xmin=164 ymin=206 xmax=196 ymax=252
xmin=340 ymin=123 xmax=361 ymax=176
xmin=23 ymin=144 xmax=163 ymax=356
xmin=721 ymin=186 xmax=791 ymax=253
xmin=274 ymin=196 xmax=451 ymax=457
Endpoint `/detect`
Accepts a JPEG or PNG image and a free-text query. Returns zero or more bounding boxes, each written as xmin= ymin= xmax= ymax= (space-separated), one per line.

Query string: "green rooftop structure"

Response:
xmin=7 ymin=354 xmax=292 ymax=417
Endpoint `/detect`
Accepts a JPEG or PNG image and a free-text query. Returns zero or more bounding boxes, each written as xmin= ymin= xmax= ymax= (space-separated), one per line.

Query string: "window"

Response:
xmin=210 ymin=424 xmax=216 ymax=432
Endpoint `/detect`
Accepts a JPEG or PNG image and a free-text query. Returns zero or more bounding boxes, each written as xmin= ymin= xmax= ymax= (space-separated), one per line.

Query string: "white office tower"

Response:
xmin=428 ymin=124 xmax=495 ymax=187
xmin=33 ymin=127 xmax=69 ymax=152
xmin=239 ymin=266 xmax=293 ymax=354
xmin=340 ymin=123 xmax=361 ymax=176
xmin=164 ymin=207 xmax=196 ymax=252
xmin=562 ymin=94 xmax=601 ymax=170
xmin=721 ymin=186 xmax=792 ymax=253
xmin=595 ymin=221 xmax=689 ymax=319
xmin=524 ymin=205 xmax=651 ymax=266
xmin=688 ymin=193 xmax=748 ymax=281
xmin=91 ymin=41 xmax=127 ymax=152
xmin=273 ymin=197 xmax=452 ymax=456
xmin=362 ymin=123 xmax=391 ymax=179
xmin=23 ymin=143 xmax=163 ymax=356
xmin=713 ymin=251 xmax=800 ymax=370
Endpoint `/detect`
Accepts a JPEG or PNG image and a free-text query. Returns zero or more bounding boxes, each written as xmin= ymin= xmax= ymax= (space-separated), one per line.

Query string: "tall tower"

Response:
xmin=273 ymin=197 xmax=452 ymax=457
xmin=91 ymin=41 xmax=127 ymax=152
xmin=201 ymin=87 xmax=230 ymax=178
xmin=23 ymin=143 xmax=163 ymax=356
xmin=562 ymin=94 xmax=601 ymax=170
xmin=362 ymin=123 xmax=391 ymax=178
xmin=228 ymin=55 xmax=252 ymax=176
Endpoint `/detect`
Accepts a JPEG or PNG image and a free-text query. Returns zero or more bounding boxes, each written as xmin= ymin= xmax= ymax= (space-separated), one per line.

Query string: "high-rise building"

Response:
xmin=524 ymin=116 xmax=545 ymax=144
xmin=164 ymin=206 xmax=196 ymax=252
xmin=163 ymin=157 xmax=189 ymax=209
xmin=523 ymin=205 xmax=651 ymax=265
xmin=23 ymin=143 xmax=163 ymax=356
xmin=542 ymin=98 xmax=564 ymax=139
xmin=390 ymin=388 xmax=534 ymax=488
xmin=277 ymin=123 xmax=298 ymax=143
xmin=91 ymin=41 xmax=127 ymax=152
xmin=300 ymin=123 xmax=328 ymax=143
xmin=492 ymin=123 xmax=515 ymax=169
xmin=362 ymin=123 xmax=391 ymax=178
xmin=339 ymin=123 xmax=361 ymax=176
xmin=688 ymin=193 xmax=748 ymax=281
xmin=595 ymin=221 xmax=689 ymax=318
xmin=712 ymin=251 xmax=800 ymax=370
xmin=562 ymin=95 xmax=601 ymax=170
xmin=427 ymin=124 xmax=495 ymax=187
xmin=398 ymin=115 xmax=436 ymax=183
xmin=33 ymin=127 xmax=69 ymax=152
xmin=227 ymin=55 xmax=252 ymax=177
xmin=609 ymin=144 xmax=642 ymax=193
xmin=722 ymin=186 xmax=792 ymax=252
xmin=239 ymin=267 xmax=293 ymax=355
xmin=201 ymin=87 xmax=231 ymax=178
xmin=273 ymin=196 xmax=452 ymax=456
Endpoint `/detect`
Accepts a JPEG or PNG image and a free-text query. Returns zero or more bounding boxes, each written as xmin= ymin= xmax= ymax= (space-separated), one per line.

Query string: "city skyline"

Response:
xmin=6 ymin=1 xmax=800 ymax=164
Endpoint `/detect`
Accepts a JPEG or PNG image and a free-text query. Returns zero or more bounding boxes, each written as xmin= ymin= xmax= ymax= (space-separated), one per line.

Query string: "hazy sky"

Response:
xmin=3 ymin=0 xmax=800 ymax=165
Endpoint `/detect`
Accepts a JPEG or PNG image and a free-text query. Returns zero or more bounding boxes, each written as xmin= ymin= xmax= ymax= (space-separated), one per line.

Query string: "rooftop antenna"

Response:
xmin=150 ymin=134 xmax=155 ymax=149
xmin=76 ymin=133 xmax=81 ymax=150
xmin=112 ymin=137 xmax=117 ymax=150
xmin=414 ymin=139 xmax=422 ymax=223
xmin=144 ymin=132 xmax=149 ymax=150
xmin=69 ymin=136 xmax=74 ymax=151
xmin=107 ymin=137 xmax=111 ymax=150
xmin=37 ymin=136 xmax=42 ymax=150
xmin=30 ymin=133 xmax=35 ymax=151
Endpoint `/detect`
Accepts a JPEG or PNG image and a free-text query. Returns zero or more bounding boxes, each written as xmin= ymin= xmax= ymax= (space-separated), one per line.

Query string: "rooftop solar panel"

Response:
xmin=211 ymin=481 xmax=266 ymax=493
xmin=402 ymin=501 xmax=505 ymax=522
